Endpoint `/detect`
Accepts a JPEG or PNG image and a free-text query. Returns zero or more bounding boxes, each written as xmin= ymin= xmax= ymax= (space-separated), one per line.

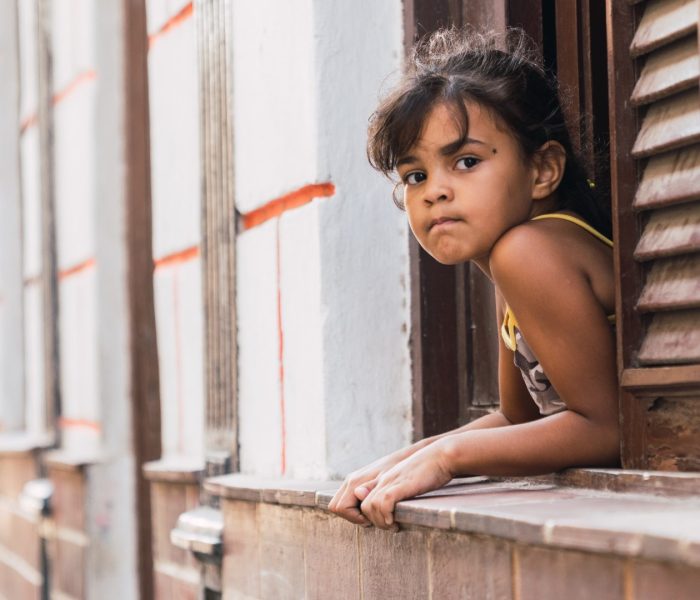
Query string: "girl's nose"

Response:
xmin=424 ymin=177 xmax=453 ymax=205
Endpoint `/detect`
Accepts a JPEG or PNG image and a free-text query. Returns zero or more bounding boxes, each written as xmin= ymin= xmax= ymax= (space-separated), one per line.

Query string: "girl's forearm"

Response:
xmin=407 ymin=411 xmax=513 ymax=455
xmin=439 ymin=410 xmax=619 ymax=476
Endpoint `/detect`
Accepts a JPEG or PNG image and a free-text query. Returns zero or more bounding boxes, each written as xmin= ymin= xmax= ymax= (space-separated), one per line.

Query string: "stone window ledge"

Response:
xmin=0 ymin=431 xmax=54 ymax=456
xmin=44 ymin=449 xmax=103 ymax=471
xmin=204 ymin=470 xmax=700 ymax=568
xmin=143 ymin=457 xmax=205 ymax=484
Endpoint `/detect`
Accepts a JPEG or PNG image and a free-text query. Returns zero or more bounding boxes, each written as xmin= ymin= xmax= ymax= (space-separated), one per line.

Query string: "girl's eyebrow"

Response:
xmin=440 ymin=137 xmax=487 ymax=156
xmin=396 ymin=137 xmax=487 ymax=167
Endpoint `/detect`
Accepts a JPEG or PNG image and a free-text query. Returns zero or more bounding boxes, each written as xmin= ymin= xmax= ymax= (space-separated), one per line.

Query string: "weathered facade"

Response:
xmin=0 ymin=0 xmax=699 ymax=599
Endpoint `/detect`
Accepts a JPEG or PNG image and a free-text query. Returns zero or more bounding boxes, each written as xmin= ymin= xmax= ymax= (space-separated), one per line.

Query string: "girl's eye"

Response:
xmin=404 ymin=171 xmax=426 ymax=185
xmin=455 ymin=156 xmax=480 ymax=170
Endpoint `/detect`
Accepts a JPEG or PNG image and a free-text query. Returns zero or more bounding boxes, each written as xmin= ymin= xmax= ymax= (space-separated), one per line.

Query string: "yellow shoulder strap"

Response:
xmin=531 ymin=213 xmax=613 ymax=248
xmin=500 ymin=306 xmax=518 ymax=351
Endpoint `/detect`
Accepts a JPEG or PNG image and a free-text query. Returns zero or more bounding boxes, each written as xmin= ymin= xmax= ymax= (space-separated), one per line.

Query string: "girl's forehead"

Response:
xmin=411 ymin=101 xmax=498 ymax=151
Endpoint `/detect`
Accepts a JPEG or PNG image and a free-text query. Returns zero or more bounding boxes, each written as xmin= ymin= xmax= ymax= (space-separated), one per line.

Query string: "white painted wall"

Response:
xmin=231 ymin=0 xmax=317 ymax=213
xmin=85 ymin=1 xmax=139 ymax=596
xmin=0 ymin=0 xmax=26 ymax=432
xmin=17 ymin=0 xmax=47 ymax=438
xmin=53 ymin=0 xmax=101 ymax=455
xmin=51 ymin=0 xmax=95 ymax=92
xmin=233 ymin=0 xmax=411 ymax=479
xmin=147 ymin=0 xmax=205 ymax=461
xmin=148 ymin=11 xmax=200 ymax=258
xmin=237 ymin=218 xmax=284 ymax=476
xmin=146 ymin=0 xmax=192 ymax=35
xmin=314 ymin=0 xmax=411 ymax=477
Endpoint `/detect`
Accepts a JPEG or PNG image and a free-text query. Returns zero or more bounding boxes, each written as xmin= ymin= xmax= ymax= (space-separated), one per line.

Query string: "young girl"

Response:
xmin=329 ymin=28 xmax=619 ymax=530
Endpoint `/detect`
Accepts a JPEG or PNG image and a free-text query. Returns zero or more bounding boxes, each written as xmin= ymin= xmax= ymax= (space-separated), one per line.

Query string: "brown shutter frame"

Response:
xmin=123 ymin=1 xmax=161 ymax=597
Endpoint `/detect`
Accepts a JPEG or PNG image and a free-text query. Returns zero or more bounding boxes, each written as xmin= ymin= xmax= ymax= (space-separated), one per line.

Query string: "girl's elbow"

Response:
xmin=593 ymin=421 xmax=621 ymax=466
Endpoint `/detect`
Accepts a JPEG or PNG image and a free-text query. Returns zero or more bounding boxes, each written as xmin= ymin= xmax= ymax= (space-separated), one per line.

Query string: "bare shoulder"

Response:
xmin=490 ymin=217 xmax=614 ymax=313
xmin=489 ymin=220 xmax=574 ymax=286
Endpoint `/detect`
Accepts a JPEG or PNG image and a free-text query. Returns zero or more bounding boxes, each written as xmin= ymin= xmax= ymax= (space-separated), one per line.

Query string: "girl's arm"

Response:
xmin=328 ymin=290 xmax=539 ymax=526
xmin=327 ymin=411 xmax=513 ymax=526
xmin=358 ymin=227 xmax=619 ymax=529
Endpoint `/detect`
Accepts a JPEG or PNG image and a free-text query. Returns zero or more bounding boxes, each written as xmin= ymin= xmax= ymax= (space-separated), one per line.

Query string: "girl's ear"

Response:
xmin=531 ymin=141 xmax=566 ymax=200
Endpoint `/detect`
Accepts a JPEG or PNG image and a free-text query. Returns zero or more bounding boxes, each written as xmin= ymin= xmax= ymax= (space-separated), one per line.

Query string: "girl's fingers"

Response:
xmin=361 ymin=485 xmax=399 ymax=531
xmin=329 ymin=481 xmax=375 ymax=526
xmin=340 ymin=506 xmax=372 ymax=526
xmin=354 ymin=478 xmax=378 ymax=501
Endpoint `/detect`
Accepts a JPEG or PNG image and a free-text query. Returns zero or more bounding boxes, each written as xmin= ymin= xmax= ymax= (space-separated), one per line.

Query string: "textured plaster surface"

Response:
xmin=315 ymin=0 xmax=411 ymax=475
xmin=54 ymin=85 xmax=96 ymax=270
xmin=146 ymin=0 xmax=192 ymax=35
xmin=0 ymin=0 xmax=25 ymax=430
xmin=148 ymin=16 xmax=201 ymax=259
xmin=153 ymin=260 xmax=205 ymax=459
xmin=59 ymin=270 xmax=100 ymax=453
xmin=147 ymin=4 xmax=204 ymax=462
xmin=50 ymin=0 xmax=95 ymax=92
xmin=20 ymin=129 xmax=41 ymax=280
xmin=279 ymin=203 xmax=326 ymax=479
xmin=237 ymin=219 xmax=284 ymax=476
xmin=234 ymin=0 xmax=410 ymax=478
xmin=17 ymin=0 xmax=37 ymax=121
xmin=52 ymin=0 xmax=99 ymax=452
xmin=231 ymin=0 xmax=317 ymax=213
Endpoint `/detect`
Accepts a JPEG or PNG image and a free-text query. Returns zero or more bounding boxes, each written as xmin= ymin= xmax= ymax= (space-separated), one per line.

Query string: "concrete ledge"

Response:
xmin=206 ymin=472 xmax=700 ymax=568
xmin=143 ymin=458 xmax=204 ymax=483
xmin=44 ymin=449 xmax=102 ymax=472
xmin=0 ymin=432 xmax=54 ymax=456
xmin=543 ymin=468 xmax=700 ymax=498
xmin=205 ymin=474 xmax=336 ymax=507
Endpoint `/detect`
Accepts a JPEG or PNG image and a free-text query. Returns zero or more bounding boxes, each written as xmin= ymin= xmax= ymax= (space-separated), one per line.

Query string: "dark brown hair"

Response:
xmin=367 ymin=27 xmax=611 ymax=238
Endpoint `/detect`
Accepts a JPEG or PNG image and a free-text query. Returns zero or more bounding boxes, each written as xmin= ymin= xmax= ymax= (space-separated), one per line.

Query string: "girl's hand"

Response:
xmin=328 ymin=450 xmax=412 ymax=526
xmin=360 ymin=440 xmax=455 ymax=530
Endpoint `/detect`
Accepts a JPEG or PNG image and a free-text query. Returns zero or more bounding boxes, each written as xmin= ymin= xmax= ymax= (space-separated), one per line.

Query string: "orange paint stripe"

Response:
xmin=59 ymin=258 xmax=96 ymax=281
xmin=242 ymin=183 xmax=336 ymax=230
xmin=59 ymin=417 xmax=102 ymax=432
xmin=20 ymin=70 xmax=97 ymax=134
xmin=149 ymin=2 xmax=194 ymax=49
xmin=154 ymin=245 xmax=200 ymax=270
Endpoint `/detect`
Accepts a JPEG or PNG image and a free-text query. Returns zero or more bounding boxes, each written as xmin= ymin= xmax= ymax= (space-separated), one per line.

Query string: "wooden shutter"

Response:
xmin=630 ymin=0 xmax=700 ymax=366
xmin=610 ymin=0 xmax=700 ymax=469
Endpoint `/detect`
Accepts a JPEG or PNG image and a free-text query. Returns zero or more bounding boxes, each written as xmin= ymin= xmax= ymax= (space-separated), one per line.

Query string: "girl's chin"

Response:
xmin=424 ymin=247 xmax=471 ymax=265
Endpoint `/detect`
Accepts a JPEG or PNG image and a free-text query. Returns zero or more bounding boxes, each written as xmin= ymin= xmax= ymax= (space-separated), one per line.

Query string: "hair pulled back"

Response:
xmin=367 ymin=27 xmax=611 ymax=238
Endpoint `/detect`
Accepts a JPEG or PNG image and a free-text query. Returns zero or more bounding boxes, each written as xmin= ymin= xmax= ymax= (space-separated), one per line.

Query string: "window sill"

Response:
xmin=205 ymin=469 xmax=700 ymax=568
xmin=0 ymin=431 xmax=54 ymax=456
xmin=143 ymin=457 xmax=205 ymax=484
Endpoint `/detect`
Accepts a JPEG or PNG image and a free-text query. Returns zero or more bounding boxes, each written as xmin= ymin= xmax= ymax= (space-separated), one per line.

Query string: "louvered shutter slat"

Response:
xmin=637 ymin=255 xmax=700 ymax=312
xmin=630 ymin=0 xmax=697 ymax=57
xmin=634 ymin=203 xmax=700 ymax=261
xmin=631 ymin=35 xmax=699 ymax=106
xmin=638 ymin=310 xmax=700 ymax=365
xmin=634 ymin=144 xmax=700 ymax=210
xmin=631 ymin=90 xmax=700 ymax=158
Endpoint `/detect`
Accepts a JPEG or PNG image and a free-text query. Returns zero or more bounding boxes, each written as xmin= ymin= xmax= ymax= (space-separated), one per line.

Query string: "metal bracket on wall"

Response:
xmin=171 ymin=505 xmax=224 ymax=596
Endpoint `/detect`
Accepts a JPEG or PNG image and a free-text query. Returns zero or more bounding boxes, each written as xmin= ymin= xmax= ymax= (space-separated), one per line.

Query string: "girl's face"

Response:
xmin=396 ymin=101 xmax=543 ymax=269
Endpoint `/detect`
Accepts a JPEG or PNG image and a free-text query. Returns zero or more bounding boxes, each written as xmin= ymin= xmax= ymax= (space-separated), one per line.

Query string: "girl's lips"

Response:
xmin=429 ymin=217 xmax=460 ymax=230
